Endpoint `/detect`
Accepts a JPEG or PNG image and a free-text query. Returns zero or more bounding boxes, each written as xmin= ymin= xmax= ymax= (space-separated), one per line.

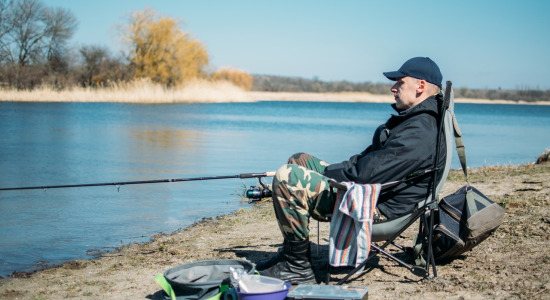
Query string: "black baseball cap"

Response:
xmin=383 ymin=57 xmax=442 ymax=88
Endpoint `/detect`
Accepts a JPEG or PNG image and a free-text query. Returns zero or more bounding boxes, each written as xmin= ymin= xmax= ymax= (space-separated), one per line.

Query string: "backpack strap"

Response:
xmin=452 ymin=110 xmax=469 ymax=185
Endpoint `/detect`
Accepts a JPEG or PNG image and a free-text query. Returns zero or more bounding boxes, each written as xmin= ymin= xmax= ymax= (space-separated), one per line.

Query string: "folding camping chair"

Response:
xmin=323 ymin=81 xmax=456 ymax=284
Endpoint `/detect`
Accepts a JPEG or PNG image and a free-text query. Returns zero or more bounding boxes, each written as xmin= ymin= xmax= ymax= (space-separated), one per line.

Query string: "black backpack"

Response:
xmin=432 ymin=185 xmax=505 ymax=261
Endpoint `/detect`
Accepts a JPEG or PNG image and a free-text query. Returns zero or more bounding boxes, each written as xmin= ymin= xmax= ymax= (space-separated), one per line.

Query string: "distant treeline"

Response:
xmin=0 ymin=1 xmax=252 ymax=90
xmin=252 ymin=75 xmax=393 ymax=94
xmin=454 ymin=87 xmax=550 ymax=102
xmin=252 ymin=75 xmax=550 ymax=102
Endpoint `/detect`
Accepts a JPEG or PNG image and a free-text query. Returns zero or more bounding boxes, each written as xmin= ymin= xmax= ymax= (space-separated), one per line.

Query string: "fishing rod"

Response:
xmin=0 ymin=172 xmax=276 ymax=201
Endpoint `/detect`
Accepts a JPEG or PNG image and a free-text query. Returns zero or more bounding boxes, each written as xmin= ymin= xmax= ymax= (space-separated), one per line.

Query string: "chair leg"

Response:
xmin=390 ymin=241 xmax=407 ymax=252
xmin=426 ymin=209 xmax=438 ymax=277
xmin=317 ymin=219 xmax=320 ymax=258
xmin=419 ymin=208 xmax=438 ymax=278
xmin=326 ymin=263 xmax=331 ymax=284
xmin=336 ymin=249 xmax=380 ymax=285
xmin=371 ymin=245 xmax=427 ymax=276
xmin=335 ymin=243 xmax=430 ymax=285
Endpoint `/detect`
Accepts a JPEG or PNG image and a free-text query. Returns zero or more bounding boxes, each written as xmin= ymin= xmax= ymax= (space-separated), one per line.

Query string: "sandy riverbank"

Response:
xmin=1 ymin=162 xmax=549 ymax=299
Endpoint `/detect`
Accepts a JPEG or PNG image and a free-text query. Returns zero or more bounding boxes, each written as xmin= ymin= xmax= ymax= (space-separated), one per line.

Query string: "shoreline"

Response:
xmin=249 ymin=91 xmax=550 ymax=105
xmin=1 ymin=163 xmax=549 ymax=299
xmin=1 ymin=89 xmax=549 ymax=105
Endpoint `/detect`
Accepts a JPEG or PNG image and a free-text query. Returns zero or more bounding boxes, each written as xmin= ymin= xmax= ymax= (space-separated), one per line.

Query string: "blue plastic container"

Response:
xmin=236 ymin=282 xmax=291 ymax=300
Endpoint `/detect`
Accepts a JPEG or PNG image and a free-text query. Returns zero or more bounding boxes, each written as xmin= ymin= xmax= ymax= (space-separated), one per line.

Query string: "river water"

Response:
xmin=1 ymin=100 xmax=549 ymax=276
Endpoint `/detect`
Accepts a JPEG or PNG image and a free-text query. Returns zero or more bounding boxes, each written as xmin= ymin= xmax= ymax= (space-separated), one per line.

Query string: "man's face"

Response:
xmin=391 ymin=76 xmax=420 ymax=110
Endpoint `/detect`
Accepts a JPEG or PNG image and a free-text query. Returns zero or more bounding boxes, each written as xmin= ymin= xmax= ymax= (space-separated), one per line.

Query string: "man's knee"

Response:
xmin=273 ymin=164 xmax=293 ymax=189
xmin=287 ymin=152 xmax=310 ymax=165
xmin=272 ymin=164 xmax=293 ymax=208
xmin=272 ymin=163 xmax=315 ymax=211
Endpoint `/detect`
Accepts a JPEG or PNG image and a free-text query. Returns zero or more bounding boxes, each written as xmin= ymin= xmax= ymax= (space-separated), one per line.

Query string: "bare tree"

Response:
xmin=0 ymin=0 xmax=77 ymax=88
xmin=8 ymin=0 xmax=46 ymax=66
xmin=0 ymin=0 xmax=13 ymax=76
xmin=0 ymin=0 xmax=12 ymax=41
xmin=78 ymin=45 xmax=133 ymax=87
xmin=42 ymin=6 xmax=77 ymax=73
xmin=79 ymin=45 xmax=108 ymax=86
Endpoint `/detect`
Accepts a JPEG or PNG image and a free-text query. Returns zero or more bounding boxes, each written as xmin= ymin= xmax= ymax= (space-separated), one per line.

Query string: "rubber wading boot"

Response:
xmin=255 ymin=240 xmax=287 ymax=271
xmin=259 ymin=238 xmax=316 ymax=285
xmin=256 ymin=239 xmax=313 ymax=272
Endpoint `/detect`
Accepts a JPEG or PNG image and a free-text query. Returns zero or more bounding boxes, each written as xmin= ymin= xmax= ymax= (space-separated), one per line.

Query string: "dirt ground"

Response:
xmin=1 ymin=163 xmax=549 ymax=300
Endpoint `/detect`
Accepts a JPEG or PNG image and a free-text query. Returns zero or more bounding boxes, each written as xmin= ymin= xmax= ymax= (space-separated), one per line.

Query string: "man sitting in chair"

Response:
xmin=258 ymin=57 xmax=447 ymax=284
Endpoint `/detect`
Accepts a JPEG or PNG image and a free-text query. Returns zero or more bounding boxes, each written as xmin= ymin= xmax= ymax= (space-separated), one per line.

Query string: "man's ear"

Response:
xmin=416 ymin=79 xmax=427 ymax=94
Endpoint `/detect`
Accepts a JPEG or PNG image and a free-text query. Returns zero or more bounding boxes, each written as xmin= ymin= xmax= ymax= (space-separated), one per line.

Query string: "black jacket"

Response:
xmin=322 ymin=95 xmax=446 ymax=219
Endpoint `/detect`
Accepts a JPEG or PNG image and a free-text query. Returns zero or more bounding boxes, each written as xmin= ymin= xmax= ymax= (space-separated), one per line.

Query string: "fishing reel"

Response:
xmin=245 ymin=177 xmax=272 ymax=203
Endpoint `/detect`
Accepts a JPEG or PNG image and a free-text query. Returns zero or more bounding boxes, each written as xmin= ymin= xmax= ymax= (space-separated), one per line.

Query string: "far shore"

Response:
xmin=0 ymin=81 xmax=548 ymax=105
xmin=249 ymin=91 xmax=550 ymax=105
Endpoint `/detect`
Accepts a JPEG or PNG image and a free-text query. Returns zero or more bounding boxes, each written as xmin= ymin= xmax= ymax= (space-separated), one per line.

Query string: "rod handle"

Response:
xmin=239 ymin=171 xmax=276 ymax=179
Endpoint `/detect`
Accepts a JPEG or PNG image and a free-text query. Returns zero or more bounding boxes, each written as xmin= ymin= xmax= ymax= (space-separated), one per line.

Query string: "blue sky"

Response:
xmin=44 ymin=0 xmax=549 ymax=90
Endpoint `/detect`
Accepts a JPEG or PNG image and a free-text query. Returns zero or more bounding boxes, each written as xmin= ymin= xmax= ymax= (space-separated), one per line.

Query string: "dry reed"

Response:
xmin=3 ymin=81 xmax=549 ymax=105
xmin=536 ymin=149 xmax=550 ymax=164
xmin=0 ymin=79 xmax=253 ymax=103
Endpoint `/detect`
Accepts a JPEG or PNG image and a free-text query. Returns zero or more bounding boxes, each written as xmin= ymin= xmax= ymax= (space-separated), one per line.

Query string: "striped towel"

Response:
xmin=329 ymin=182 xmax=381 ymax=267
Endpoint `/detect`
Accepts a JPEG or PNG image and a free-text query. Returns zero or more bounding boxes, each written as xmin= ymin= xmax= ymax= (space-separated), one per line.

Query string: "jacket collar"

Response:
xmin=386 ymin=95 xmax=440 ymax=129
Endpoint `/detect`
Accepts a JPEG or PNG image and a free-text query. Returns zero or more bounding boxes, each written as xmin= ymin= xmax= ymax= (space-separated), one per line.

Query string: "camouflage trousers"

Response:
xmin=272 ymin=152 xmax=336 ymax=242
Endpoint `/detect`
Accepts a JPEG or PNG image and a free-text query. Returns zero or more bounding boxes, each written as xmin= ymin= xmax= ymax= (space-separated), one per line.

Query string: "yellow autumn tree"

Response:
xmin=212 ymin=67 xmax=253 ymax=91
xmin=124 ymin=8 xmax=209 ymax=86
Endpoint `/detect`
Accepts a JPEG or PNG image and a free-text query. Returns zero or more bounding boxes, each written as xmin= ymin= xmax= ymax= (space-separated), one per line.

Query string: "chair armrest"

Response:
xmin=328 ymin=179 xmax=402 ymax=191
xmin=328 ymin=179 xmax=348 ymax=191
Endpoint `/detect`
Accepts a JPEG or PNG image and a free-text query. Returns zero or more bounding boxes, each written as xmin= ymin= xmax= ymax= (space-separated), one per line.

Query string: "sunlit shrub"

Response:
xmin=211 ymin=67 xmax=253 ymax=91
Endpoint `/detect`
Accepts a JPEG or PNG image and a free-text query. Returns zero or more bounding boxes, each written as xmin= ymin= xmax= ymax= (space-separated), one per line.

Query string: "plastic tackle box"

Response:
xmin=286 ymin=284 xmax=368 ymax=300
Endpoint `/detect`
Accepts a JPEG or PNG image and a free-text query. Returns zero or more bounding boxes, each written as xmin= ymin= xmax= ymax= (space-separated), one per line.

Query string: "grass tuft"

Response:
xmin=536 ymin=149 xmax=550 ymax=164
